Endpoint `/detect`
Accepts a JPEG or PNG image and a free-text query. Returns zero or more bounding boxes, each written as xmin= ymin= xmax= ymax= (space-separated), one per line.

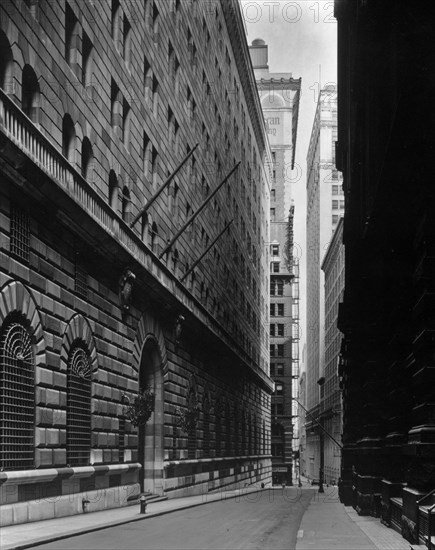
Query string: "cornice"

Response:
xmin=222 ymin=0 xmax=267 ymax=153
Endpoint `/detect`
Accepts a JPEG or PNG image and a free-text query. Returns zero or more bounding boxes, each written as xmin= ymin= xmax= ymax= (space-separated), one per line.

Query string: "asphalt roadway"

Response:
xmin=33 ymin=487 xmax=315 ymax=550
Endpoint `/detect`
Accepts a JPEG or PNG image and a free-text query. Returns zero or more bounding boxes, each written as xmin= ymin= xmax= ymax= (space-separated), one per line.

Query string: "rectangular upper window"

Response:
xmin=10 ymin=205 xmax=30 ymax=262
xmin=65 ymin=2 xmax=79 ymax=69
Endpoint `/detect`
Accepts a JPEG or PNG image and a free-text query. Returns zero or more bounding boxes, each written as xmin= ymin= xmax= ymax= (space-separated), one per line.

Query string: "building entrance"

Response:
xmin=138 ymin=338 xmax=164 ymax=494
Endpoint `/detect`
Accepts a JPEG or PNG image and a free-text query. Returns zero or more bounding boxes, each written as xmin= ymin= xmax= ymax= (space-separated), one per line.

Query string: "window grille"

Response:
xmin=225 ymin=404 xmax=231 ymax=456
xmin=187 ymin=390 xmax=197 ymax=459
xmin=67 ymin=344 xmax=91 ymax=466
xmin=203 ymin=406 xmax=210 ymax=458
xmin=10 ymin=206 xmax=30 ymax=262
xmin=241 ymin=412 xmax=246 ymax=454
xmin=119 ymin=415 xmax=125 ymax=463
xmin=0 ymin=318 xmax=35 ymax=470
xmin=74 ymin=258 xmax=88 ymax=299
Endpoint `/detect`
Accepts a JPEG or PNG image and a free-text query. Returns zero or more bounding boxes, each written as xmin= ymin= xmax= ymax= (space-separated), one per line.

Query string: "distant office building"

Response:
xmin=249 ymin=38 xmax=301 ymax=485
xmin=321 ymin=217 xmax=344 ymax=485
xmin=0 ymin=0 xmax=273 ymax=525
xmin=305 ymin=85 xmax=343 ymax=481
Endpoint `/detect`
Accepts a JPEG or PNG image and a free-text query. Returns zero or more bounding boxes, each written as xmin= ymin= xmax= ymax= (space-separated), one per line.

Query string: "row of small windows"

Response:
xmin=270 ymin=303 xmax=285 ymax=316
xmin=185 ymin=405 xmax=268 ymax=460
xmin=270 ymin=324 xmax=285 ymax=337
xmin=270 ymin=344 xmax=285 ymax=357
xmin=270 ymin=363 xmax=284 ymax=377
xmin=270 ymin=281 xmax=285 ymax=296
xmin=271 ymin=403 xmax=284 ymax=416
xmin=109 ymin=0 xmax=260 ymax=177
xmin=10 ymin=205 xmax=91 ymax=300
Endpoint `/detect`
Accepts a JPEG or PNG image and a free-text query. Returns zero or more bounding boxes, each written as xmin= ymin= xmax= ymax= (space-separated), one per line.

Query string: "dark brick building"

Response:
xmin=0 ymin=0 xmax=273 ymax=525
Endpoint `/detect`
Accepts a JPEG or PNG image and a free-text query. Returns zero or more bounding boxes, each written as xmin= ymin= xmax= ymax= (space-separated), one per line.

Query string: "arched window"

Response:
xmin=263 ymin=419 xmax=266 ymax=455
xmin=81 ymin=137 xmax=93 ymax=181
xmin=187 ymin=387 xmax=197 ymax=459
xmin=108 ymin=170 xmax=119 ymax=211
xmin=123 ymin=13 xmax=132 ymax=68
xmin=21 ymin=65 xmax=40 ymax=123
xmin=248 ymin=412 xmax=252 ymax=455
xmin=82 ymin=32 xmax=93 ymax=88
xmin=0 ymin=31 xmax=13 ymax=92
xmin=169 ymin=182 xmax=179 ymax=223
xmin=111 ymin=79 xmax=122 ymax=133
xmin=253 ymin=414 xmax=258 ymax=454
xmin=202 ymin=392 xmax=210 ymax=458
xmin=24 ymin=0 xmax=39 ymax=18
xmin=189 ymin=270 xmax=195 ymax=293
xmin=241 ymin=408 xmax=246 ymax=454
xmin=149 ymin=221 xmax=158 ymax=252
xmin=144 ymin=57 xmax=152 ymax=107
xmin=143 ymin=132 xmax=152 ymax=181
xmin=111 ymin=0 xmax=121 ymax=46
xmin=121 ymin=186 xmax=130 ymax=222
xmin=66 ymin=341 xmax=92 ymax=466
xmin=0 ymin=315 xmax=35 ymax=470
xmin=65 ymin=2 xmax=79 ymax=74
xmin=152 ymin=75 xmax=159 ymax=118
xmin=233 ymin=403 xmax=239 ymax=455
xmin=141 ymin=212 xmax=148 ymax=242
xmin=225 ymin=401 xmax=231 ymax=456
xmin=151 ymin=147 xmax=158 ymax=190
xmin=171 ymin=249 xmax=179 ymax=274
xmin=212 ymin=397 xmax=221 ymax=457
xmin=62 ymin=114 xmax=76 ymax=163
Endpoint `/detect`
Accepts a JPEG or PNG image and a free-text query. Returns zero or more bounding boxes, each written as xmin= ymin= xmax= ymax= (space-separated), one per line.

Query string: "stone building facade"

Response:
xmin=0 ymin=0 xmax=273 ymax=526
xmin=320 ymin=216 xmax=344 ymax=485
xmin=305 ymin=85 xmax=343 ymax=482
xmin=336 ymin=0 xmax=435 ymax=545
xmin=249 ymin=38 xmax=301 ymax=486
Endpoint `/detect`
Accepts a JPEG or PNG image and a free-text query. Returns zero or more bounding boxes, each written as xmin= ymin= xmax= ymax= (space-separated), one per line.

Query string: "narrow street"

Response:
xmin=34 ymin=488 xmax=315 ymax=550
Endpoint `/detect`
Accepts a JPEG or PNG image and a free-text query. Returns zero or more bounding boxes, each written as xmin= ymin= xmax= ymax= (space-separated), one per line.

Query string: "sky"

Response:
xmin=241 ymin=0 xmax=337 ymax=351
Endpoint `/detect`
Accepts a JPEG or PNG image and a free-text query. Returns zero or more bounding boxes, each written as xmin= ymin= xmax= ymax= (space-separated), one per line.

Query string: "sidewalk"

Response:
xmin=0 ymin=486 xmax=267 ymax=550
xmin=296 ymin=485 xmax=418 ymax=550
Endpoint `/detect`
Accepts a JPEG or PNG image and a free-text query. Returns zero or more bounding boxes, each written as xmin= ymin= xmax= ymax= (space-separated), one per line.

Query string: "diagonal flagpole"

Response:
xmin=130 ymin=143 xmax=199 ymax=228
xmin=159 ymin=161 xmax=240 ymax=259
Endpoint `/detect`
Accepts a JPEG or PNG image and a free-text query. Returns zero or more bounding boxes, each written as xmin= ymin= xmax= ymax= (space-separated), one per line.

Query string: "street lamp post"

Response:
xmin=317 ymin=377 xmax=325 ymax=494
xmin=298 ymin=445 xmax=302 ymax=487
xmin=318 ymin=417 xmax=325 ymax=493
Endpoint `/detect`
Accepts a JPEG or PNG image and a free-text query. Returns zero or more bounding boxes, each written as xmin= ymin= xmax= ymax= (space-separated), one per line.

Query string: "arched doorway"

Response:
xmin=138 ymin=337 xmax=164 ymax=495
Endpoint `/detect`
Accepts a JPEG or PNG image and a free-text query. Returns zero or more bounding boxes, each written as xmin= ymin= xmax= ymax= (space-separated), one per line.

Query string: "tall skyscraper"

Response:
xmin=249 ymin=38 xmax=301 ymax=485
xmin=321 ymin=217 xmax=344 ymax=485
xmin=305 ymin=85 xmax=344 ymax=481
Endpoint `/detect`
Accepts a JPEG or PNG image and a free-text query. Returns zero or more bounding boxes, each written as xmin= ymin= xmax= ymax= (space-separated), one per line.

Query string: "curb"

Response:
xmin=3 ymin=488 xmax=268 ymax=550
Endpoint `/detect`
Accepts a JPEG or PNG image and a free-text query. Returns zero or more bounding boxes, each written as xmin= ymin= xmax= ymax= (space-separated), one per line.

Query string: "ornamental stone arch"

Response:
xmin=131 ymin=311 xmax=168 ymax=495
xmin=261 ymin=92 xmax=286 ymax=108
xmin=0 ymin=25 xmax=22 ymax=99
xmin=60 ymin=313 xmax=98 ymax=373
xmin=131 ymin=311 xmax=168 ymax=377
xmin=0 ymin=279 xmax=45 ymax=366
xmin=60 ymin=314 xmax=97 ymax=467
